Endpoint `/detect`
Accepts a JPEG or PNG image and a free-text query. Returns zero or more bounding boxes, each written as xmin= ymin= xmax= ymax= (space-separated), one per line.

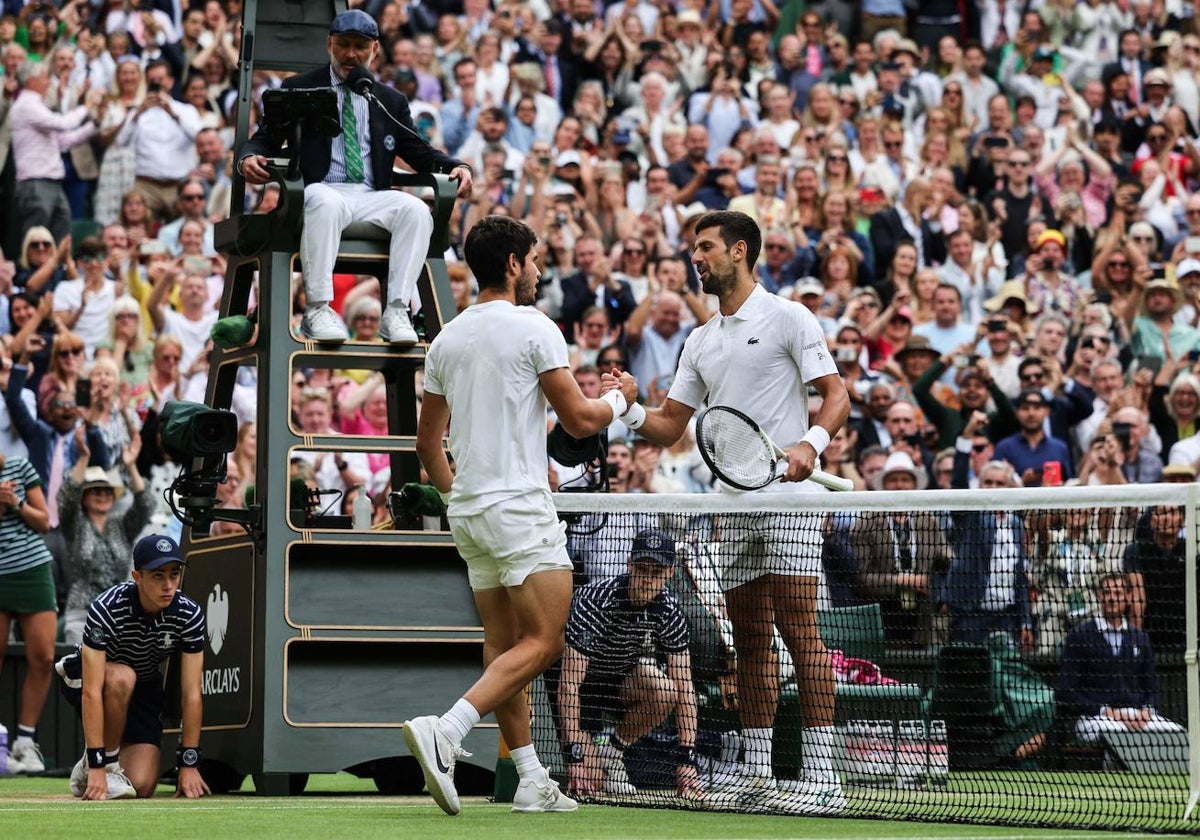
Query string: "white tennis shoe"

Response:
xmin=72 ymin=756 xmax=137 ymax=799
xmin=511 ymin=777 xmax=578 ymax=813
xmin=595 ymin=743 xmax=637 ymax=796
xmin=379 ymin=305 xmax=418 ymax=345
xmin=300 ymin=304 xmax=349 ymax=342
xmin=403 ymin=715 xmax=466 ymax=816
xmin=9 ymin=741 xmax=44 ymax=774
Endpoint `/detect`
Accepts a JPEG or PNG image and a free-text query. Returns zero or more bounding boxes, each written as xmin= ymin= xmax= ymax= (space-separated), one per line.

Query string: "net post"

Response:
xmin=493 ymin=734 xmax=517 ymax=803
xmin=1185 ymin=483 xmax=1200 ymax=823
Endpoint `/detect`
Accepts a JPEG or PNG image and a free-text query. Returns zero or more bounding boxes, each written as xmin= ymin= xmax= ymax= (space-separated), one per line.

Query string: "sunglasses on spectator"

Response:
xmin=860 ymin=300 xmax=880 ymax=308
xmin=765 ymin=243 xmax=791 ymax=250
xmin=972 ymin=443 xmax=990 ymax=453
xmin=356 ymin=314 xmax=380 ymax=322
xmin=1108 ymin=260 xmax=1130 ymax=267
xmin=598 ymin=357 xmax=624 ymax=366
xmin=1187 ymin=208 xmax=1200 ymax=216
xmin=52 ymin=400 xmax=77 ymax=410
xmin=1008 ymin=159 xmax=1030 ymax=167
xmin=78 ymin=254 xmax=104 ymax=263
xmin=804 ymin=134 xmax=819 ymax=142
xmin=827 ymin=155 xmax=848 ymax=162
xmin=944 ymin=88 xmax=962 ymax=95
xmin=624 ymin=248 xmax=645 ymax=255
xmin=116 ymin=312 xmax=138 ymax=320
xmin=58 ymin=346 xmax=85 ymax=356
xmin=1021 ymin=370 xmax=1045 ymax=381
xmin=181 ymin=193 xmax=206 ymax=201
xmin=839 ymin=98 xmax=857 ymax=106
xmin=29 ymin=241 xmax=53 ymax=250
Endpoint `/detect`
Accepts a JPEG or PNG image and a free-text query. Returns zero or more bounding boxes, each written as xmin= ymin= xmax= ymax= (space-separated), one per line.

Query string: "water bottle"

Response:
xmin=352 ymin=485 xmax=372 ymax=530
xmin=0 ymin=722 xmax=8 ymax=776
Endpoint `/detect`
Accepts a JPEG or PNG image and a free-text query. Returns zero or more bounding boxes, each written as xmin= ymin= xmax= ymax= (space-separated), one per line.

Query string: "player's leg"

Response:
xmin=725 ymin=576 xmax=777 ymax=780
xmin=771 ymin=572 xmax=841 ymax=804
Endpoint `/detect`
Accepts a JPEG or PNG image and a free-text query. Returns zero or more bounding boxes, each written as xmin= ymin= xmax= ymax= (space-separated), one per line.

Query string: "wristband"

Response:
xmin=800 ymin=425 xmax=831 ymax=458
xmin=622 ymin=401 xmax=647 ymax=430
xmin=438 ymin=489 xmax=450 ymax=505
xmin=599 ymin=389 xmax=628 ymax=423
xmin=566 ymin=743 xmax=586 ymax=764
xmin=87 ymin=747 xmax=106 ymax=769
xmin=177 ymin=746 xmax=201 ymax=768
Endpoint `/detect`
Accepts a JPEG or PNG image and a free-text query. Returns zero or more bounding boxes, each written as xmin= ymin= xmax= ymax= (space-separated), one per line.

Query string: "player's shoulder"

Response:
xmin=173 ymin=591 xmax=204 ymax=617
xmin=94 ymin=580 xmax=136 ymax=607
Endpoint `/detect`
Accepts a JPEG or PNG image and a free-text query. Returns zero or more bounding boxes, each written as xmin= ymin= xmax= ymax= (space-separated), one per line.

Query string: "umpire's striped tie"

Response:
xmin=342 ymin=91 xmax=364 ymax=183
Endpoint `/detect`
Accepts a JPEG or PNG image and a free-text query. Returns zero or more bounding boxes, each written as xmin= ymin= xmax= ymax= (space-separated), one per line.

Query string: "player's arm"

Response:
xmin=79 ymin=644 xmax=109 ymax=801
xmin=175 ymin=650 xmax=211 ymax=798
xmin=540 ymin=366 xmax=636 ymax=439
xmin=782 ymin=372 xmax=850 ymax=483
xmin=415 ymin=392 xmax=454 ymax=497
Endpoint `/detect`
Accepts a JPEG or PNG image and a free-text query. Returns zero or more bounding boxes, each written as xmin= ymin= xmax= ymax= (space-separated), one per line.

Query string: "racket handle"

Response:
xmin=775 ymin=457 xmax=855 ymax=491
xmin=810 ymin=469 xmax=854 ymax=492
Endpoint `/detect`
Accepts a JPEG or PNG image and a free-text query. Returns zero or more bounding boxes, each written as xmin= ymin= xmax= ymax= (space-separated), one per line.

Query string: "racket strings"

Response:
xmin=700 ymin=411 xmax=778 ymax=487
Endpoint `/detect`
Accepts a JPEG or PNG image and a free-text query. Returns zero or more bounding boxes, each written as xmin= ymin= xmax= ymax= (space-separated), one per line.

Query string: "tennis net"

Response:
xmin=530 ymin=484 xmax=1200 ymax=832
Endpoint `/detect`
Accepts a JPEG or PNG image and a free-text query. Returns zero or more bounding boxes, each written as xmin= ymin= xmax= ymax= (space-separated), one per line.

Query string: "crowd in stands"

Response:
xmin=2 ymin=0 xmax=1198 ymax=734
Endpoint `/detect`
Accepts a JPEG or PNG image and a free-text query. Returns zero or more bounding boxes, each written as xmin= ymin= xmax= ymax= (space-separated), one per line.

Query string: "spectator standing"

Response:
xmin=59 ymin=432 xmax=151 ymax=644
xmin=9 ymin=60 xmax=98 ymax=244
xmin=53 ymin=238 xmax=117 ymax=358
xmin=116 ymin=60 xmax=203 ymax=223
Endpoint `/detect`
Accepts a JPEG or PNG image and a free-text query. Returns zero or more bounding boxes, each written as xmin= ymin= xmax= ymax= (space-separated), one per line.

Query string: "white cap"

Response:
xmin=1178 ymin=258 xmax=1200 ymax=277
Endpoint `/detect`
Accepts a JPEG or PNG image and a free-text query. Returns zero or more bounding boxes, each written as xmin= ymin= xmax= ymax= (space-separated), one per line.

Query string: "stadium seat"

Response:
xmin=818 ymin=604 xmax=924 ymax=726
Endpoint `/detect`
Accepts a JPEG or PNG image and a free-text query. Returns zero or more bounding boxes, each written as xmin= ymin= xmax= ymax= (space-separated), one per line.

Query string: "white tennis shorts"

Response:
xmin=449 ymin=492 xmax=571 ymax=590
xmin=717 ymin=511 xmax=825 ymax=592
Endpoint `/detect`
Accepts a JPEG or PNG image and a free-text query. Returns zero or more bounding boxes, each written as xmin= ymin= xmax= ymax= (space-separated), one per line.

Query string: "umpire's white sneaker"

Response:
xmin=300 ymin=304 xmax=349 ymax=343
xmin=106 ymin=763 xmax=137 ymax=800
xmin=403 ymin=716 xmax=465 ymax=815
xmin=378 ymin=304 xmax=418 ymax=345
xmin=69 ymin=754 xmax=88 ymax=797
xmin=511 ymin=777 xmax=578 ymax=813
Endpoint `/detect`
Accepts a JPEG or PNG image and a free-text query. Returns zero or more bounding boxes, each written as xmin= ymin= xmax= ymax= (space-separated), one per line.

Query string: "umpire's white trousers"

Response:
xmin=300 ymin=182 xmax=433 ymax=305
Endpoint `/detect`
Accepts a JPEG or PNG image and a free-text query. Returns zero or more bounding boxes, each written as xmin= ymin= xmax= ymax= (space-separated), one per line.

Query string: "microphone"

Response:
xmin=345 ymin=65 xmax=375 ymax=97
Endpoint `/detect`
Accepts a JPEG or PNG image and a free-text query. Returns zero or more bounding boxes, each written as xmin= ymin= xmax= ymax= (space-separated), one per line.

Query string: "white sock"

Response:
xmin=803 ymin=726 xmax=837 ymax=783
xmin=104 ymin=749 xmax=120 ymax=767
xmin=13 ymin=735 xmax=33 ymax=748
xmin=509 ymin=744 xmax=549 ymax=785
xmin=743 ymin=727 xmax=774 ymax=777
xmin=438 ymin=698 xmax=480 ymax=746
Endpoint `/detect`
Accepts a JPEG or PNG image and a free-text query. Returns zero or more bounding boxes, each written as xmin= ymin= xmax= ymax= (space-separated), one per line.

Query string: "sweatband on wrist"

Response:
xmin=801 ymin=425 xmax=831 ymax=457
xmin=599 ymin=390 xmax=628 ymax=422
xmin=622 ymin=402 xmax=647 ymax=430
xmin=87 ymin=748 xmax=106 ymax=769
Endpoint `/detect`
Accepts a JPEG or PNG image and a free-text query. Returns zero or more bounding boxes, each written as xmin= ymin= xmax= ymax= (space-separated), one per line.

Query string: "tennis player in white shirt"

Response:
xmin=604 ymin=210 xmax=851 ymax=814
xmin=408 ymin=215 xmax=638 ymax=816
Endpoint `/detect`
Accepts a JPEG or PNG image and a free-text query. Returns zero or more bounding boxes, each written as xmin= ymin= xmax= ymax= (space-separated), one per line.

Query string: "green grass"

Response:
xmin=0 ymin=774 xmax=1189 ymax=839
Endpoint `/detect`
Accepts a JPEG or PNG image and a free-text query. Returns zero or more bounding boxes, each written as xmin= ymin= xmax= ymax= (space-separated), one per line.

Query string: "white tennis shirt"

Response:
xmin=424 ymin=300 xmax=569 ymax=515
xmin=668 ymin=284 xmax=838 ymax=493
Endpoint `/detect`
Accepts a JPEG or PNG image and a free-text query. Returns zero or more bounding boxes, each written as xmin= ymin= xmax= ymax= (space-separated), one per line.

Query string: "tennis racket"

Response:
xmin=695 ymin=405 xmax=854 ymax=492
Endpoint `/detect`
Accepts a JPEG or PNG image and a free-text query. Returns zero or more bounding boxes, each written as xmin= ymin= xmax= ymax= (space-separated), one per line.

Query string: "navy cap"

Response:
xmin=630 ymin=528 xmax=678 ymax=568
xmin=134 ymin=535 xmax=187 ymax=571
xmin=330 ymin=9 xmax=379 ymax=40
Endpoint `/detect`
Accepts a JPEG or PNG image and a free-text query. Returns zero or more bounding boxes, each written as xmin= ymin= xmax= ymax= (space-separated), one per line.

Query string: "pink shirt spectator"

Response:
xmin=1035 ymin=169 xmax=1112 ymax=230
xmin=10 ymin=90 xmax=95 ymax=181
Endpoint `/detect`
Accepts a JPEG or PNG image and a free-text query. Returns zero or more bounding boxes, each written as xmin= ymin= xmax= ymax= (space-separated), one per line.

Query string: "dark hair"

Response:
xmin=462 ymin=215 xmax=538 ymax=291
xmin=482 ymin=105 xmax=508 ymax=123
xmin=1017 ymin=356 xmax=1045 ymax=377
xmin=694 ymin=210 xmax=762 ymax=269
xmin=75 ymin=236 xmax=106 ymax=261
